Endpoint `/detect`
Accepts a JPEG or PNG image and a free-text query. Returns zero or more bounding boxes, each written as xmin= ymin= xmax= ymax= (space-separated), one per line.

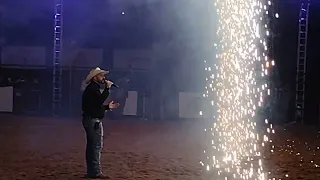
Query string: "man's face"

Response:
xmin=94 ymin=73 xmax=105 ymax=83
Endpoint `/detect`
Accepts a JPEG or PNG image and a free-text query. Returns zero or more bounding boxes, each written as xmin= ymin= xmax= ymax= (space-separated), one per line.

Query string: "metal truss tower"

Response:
xmin=52 ymin=0 xmax=63 ymax=116
xmin=295 ymin=0 xmax=310 ymax=122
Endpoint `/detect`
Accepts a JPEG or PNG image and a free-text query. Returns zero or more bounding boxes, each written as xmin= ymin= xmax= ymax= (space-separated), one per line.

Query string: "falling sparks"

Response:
xmin=272 ymin=128 xmax=320 ymax=169
xmin=201 ymin=0 xmax=276 ymax=179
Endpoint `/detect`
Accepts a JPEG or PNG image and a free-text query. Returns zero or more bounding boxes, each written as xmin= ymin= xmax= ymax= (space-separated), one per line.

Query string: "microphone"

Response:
xmin=103 ymin=78 xmax=119 ymax=88
xmin=110 ymin=83 xmax=119 ymax=88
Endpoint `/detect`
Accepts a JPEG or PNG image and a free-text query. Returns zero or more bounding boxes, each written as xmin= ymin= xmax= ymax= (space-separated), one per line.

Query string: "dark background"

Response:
xmin=274 ymin=1 xmax=320 ymax=124
xmin=0 ymin=0 xmax=320 ymax=123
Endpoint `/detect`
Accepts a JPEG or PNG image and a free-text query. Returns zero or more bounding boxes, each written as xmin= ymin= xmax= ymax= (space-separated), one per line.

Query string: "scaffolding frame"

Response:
xmin=52 ymin=0 xmax=63 ymax=116
xmin=295 ymin=0 xmax=311 ymax=123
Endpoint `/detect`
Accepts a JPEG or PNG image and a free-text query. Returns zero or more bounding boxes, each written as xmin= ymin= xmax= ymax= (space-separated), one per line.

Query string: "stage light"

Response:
xmin=200 ymin=0 xmax=278 ymax=179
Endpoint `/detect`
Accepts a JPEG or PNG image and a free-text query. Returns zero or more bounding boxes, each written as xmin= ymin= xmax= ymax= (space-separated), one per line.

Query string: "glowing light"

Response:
xmin=201 ymin=0 xmax=276 ymax=179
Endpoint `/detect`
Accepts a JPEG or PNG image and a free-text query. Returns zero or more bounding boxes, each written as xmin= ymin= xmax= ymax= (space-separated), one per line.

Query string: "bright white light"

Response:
xmin=201 ymin=0 xmax=275 ymax=179
xmin=121 ymin=12 xmax=125 ymax=15
xmin=275 ymin=13 xmax=279 ymax=18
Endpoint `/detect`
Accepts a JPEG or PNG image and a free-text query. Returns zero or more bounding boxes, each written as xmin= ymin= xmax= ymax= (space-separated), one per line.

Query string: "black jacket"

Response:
xmin=82 ymin=81 xmax=110 ymax=119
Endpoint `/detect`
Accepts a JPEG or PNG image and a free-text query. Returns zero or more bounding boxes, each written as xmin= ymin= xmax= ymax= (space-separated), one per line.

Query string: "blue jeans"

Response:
xmin=82 ymin=117 xmax=103 ymax=176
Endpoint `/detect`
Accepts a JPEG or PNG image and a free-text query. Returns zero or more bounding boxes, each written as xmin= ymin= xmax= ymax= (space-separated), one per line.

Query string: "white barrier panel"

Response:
xmin=123 ymin=91 xmax=138 ymax=116
xmin=0 ymin=86 xmax=14 ymax=112
xmin=179 ymin=92 xmax=203 ymax=119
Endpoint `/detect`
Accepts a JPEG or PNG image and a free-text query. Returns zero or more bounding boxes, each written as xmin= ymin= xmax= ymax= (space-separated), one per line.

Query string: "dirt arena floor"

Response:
xmin=0 ymin=115 xmax=320 ymax=180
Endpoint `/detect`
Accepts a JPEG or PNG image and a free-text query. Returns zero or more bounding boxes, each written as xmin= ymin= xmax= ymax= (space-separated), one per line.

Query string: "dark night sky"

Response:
xmin=0 ymin=0 xmax=211 ymax=67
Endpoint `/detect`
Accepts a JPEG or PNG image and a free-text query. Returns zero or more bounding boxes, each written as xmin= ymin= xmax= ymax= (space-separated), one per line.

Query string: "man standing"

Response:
xmin=82 ymin=67 xmax=119 ymax=179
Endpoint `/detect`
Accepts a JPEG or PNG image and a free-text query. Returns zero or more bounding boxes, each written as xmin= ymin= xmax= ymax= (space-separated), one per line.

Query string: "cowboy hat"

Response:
xmin=85 ymin=67 xmax=109 ymax=84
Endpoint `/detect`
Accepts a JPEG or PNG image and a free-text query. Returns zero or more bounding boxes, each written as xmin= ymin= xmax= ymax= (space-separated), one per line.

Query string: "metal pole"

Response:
xmin=140 ymin=94 xmax=147 ymax=120
xmin=52 ymin=0 xmax=63 ymax=116
xmin=0 ymin=11 xmax=3 ymax=65
xmin=69 ymin=66 xmax=72 ymax=116
xmin=295 ymin=0 xmax=311 ymax=123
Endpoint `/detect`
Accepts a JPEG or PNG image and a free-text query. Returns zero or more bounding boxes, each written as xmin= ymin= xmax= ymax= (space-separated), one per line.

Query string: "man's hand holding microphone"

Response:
xmin=103 ymin=78 xmax=119 ymax=89
xmin=104 ymin=79 xmax=114 ymax=89
xmin=103 ymin=78 xmax=120 ymax=110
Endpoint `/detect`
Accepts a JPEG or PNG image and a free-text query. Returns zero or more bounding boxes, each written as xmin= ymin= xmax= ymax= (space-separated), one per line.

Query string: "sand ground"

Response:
xmin=0 ymin=115 xmax=319 ymax=180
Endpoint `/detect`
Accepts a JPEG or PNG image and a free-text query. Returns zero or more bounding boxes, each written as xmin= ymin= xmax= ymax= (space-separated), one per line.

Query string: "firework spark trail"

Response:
xmin=201 ymin=0 xmax=276 ymax=179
